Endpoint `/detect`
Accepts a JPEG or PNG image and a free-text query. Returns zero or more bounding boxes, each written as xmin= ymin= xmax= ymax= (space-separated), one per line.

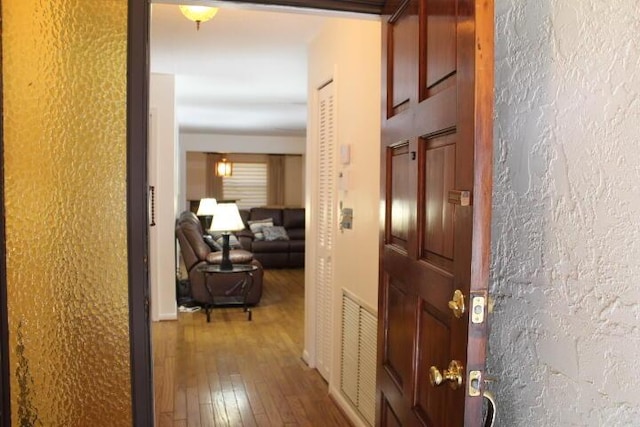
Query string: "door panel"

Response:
xmin=383 ymin=277 xmax=415 ymax=390
xmin=423 ymin=136 xmax=456 ymax=260
xmin=389 ymin=144 xmax=411 ymax=250
xmin=389 ymin=2 xmax=418 ymax=115
xmin=415 ymin=308 xmax=451 ymax=426
xmin=381 ymin=396 xmax=403 ymax=427
xmin=377 ymin=0 xmax=494 ymax=425
xmin=421 ymin=0 xmax=457 ymax=98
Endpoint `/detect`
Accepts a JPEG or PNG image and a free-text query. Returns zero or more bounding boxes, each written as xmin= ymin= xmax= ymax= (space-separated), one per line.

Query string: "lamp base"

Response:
xmin=220 ymin=233 xmax=233 ymax=271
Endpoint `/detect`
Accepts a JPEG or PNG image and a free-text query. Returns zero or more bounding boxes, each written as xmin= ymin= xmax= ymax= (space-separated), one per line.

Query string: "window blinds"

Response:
xmin=222 ymin=162 xmax=267 ymax=209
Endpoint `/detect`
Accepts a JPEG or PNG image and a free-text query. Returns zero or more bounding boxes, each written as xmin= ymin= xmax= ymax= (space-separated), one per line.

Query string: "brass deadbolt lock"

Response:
xmin=448 ymin=290 xmax=465 ymax=318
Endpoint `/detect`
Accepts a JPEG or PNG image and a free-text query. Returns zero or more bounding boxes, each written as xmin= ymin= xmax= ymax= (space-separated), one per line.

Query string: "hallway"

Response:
xmin=153 ymin=269 xmax=352 ymax=426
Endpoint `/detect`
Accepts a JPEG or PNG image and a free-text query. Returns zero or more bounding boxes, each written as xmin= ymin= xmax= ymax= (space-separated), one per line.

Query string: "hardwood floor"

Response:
xmin=152 ymin=269 xmax=352 ymax=427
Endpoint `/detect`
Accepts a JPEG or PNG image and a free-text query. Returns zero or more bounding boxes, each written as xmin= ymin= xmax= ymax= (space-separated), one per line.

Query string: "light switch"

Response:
xmin=340 ymin=207 xmax=353 ymax=230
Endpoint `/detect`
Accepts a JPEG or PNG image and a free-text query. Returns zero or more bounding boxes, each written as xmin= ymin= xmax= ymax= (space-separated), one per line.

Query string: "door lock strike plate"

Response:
xmin=468 ymin=370 xmax=481 ymax=397
xmin=471 ymin=296 xmax=485 ymax=324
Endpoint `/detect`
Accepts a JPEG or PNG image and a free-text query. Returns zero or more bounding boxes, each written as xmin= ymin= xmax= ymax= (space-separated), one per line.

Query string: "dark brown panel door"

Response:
xmin=377 ymin=0 xmax=494 ymax=426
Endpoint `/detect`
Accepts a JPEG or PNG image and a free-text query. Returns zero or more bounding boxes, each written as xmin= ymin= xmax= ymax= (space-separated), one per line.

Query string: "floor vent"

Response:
xmin=341 ymin=290 xmax=377 ymax=426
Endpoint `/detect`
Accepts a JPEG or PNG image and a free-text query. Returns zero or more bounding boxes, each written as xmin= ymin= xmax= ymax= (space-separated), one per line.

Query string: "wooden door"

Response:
xmin=376 ymin=0 xmax=494 ymax=426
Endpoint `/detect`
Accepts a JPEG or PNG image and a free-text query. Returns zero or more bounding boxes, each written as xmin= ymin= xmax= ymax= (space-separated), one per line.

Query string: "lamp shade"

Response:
xmin=209 ymin=202 xmax=245 ymax=232
xmin=196 ymin=198 xmax=217 ymax=216
xmin=179 ymin=5 xmax=219 ymax=30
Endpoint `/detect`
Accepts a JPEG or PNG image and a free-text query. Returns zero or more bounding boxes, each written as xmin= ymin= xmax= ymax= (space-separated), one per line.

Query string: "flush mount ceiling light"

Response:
xmin=179 ymin=5 xmax=219 ymax=30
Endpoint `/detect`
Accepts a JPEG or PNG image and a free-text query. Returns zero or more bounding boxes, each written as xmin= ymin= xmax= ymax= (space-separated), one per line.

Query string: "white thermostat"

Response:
xmin=340 ymin=144 xmax=351 ymax=165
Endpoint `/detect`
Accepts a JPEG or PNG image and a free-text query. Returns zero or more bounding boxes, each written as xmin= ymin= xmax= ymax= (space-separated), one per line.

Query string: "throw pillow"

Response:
xmin=263 ymin=226 xmax=290 ymax=241
xmin=248 ymin=218 xmax=273 ymax=241
xmin=203 ymin=234 xmax=223 ymax=251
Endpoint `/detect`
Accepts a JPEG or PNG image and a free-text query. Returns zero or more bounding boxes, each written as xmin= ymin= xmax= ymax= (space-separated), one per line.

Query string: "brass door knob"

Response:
xmin=429 ymin=360 xmax=464 ymax=389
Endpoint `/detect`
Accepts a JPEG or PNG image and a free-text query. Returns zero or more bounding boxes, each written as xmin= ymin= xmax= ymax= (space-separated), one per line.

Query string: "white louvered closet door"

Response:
xmin=315 ymin=81 xmax=336 ymax=382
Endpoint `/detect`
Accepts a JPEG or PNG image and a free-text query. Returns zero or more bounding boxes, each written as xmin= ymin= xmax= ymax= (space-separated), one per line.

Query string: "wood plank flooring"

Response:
xmin=153 ymin=269 xmax=352 ymax=427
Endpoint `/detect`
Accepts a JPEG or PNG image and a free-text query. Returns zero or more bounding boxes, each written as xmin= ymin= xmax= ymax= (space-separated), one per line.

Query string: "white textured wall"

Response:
xmin=489 ymin=1 xmax=640 ymax=425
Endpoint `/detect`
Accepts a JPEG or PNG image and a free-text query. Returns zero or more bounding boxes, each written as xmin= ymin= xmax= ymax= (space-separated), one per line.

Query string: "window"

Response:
xmin=222 ymin=162 xmax=267 ymax=209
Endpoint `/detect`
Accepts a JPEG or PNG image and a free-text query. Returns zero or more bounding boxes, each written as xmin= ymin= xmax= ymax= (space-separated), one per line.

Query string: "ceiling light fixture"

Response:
xmin=179 ymin=5 xmax=219 ymax=31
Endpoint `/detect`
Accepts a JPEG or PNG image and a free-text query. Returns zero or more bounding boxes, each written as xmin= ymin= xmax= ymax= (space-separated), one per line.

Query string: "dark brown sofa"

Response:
xmin=175 ymin=211 xmax=264 ymax=306
xmin=237 ymin=207 xmax=305 ymax=269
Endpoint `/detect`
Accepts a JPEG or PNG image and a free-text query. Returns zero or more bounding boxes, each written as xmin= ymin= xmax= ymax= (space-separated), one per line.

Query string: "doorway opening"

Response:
xmin=150 ymin=3 xmax=379 ymax=424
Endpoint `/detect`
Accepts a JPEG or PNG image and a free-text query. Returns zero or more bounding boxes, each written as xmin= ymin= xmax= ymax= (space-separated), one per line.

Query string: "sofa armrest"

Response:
xmin=236 ymin=229 xmax=254 ymax=251
xmin=236 ymin=229 xmax=254 ymax=239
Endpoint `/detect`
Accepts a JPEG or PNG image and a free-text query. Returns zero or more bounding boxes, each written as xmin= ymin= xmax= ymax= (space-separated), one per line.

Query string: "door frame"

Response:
xmin=128 ymin=0 xmax=153 ymax=425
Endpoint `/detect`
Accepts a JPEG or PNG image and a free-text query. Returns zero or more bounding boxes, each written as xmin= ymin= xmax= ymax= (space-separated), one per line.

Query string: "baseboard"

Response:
xmin=157 ymin=312 xmax=178 ymax=321
xmin=302 ymin=349 xmax=311 ymax=365
xmin=329 ymin=385 xmax=369 ymax=427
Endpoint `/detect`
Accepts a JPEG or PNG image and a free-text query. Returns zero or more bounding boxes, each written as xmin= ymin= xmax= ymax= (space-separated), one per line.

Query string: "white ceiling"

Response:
xmin=150 ymin=3 xmax=332 ymax=136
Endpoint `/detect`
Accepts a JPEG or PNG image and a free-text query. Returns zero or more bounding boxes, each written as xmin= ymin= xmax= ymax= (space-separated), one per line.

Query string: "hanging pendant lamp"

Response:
xmin=215 ymin=158 xmax=233 ymax=177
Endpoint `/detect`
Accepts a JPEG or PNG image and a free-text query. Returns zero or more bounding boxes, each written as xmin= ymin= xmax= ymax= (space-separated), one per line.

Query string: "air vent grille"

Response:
xmin=341 ymin=291 xmax=377 ymax=426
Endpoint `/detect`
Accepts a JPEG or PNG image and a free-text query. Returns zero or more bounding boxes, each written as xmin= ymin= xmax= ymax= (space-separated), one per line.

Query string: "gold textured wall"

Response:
xmin=2 ymin=1 xmax=132 ymax=425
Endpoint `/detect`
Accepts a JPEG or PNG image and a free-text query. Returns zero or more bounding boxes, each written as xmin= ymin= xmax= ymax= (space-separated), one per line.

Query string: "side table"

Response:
xmin=196 ymin=263 xmax=258 ymax=322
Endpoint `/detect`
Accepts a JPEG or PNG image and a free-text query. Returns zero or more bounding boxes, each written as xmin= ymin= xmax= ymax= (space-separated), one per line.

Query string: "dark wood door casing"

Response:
xmin=377 ymin=0 xmax=494 ymax=426
xmin=0 ymin=3 xmax=9 ymax=424
xmin=225 ymin=0 xmax=385 ymax=14
xmin=128 ymin=0 xmax=154 ymax=424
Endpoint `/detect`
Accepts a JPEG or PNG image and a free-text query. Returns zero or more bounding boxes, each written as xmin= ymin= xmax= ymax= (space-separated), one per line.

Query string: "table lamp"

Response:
xmin=196 ymin=198 xmax=217 ymax=231
xmin=209 ymin=202 xmax=245 ymax=270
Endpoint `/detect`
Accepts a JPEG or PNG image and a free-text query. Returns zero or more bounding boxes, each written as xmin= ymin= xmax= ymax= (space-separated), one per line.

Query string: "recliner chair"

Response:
xmin=175 ymin=211 xmax=264 ymax=307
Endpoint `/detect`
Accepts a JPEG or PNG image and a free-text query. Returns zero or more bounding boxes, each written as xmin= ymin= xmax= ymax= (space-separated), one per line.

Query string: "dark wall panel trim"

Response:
xmin=226 ymin=0 xmax=385 ymax=14
xmin=0 ymin=0 xmax=11 ymax=424
xmin=128 ymin=0 xmax=153 ymax=425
